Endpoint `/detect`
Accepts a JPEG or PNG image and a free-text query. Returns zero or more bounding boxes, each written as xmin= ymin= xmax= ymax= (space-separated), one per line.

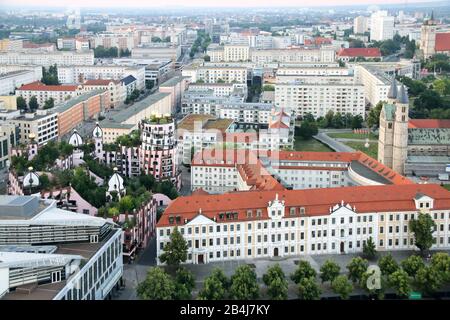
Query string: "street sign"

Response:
xmin=409 ymin=292 xmax=422 ymax=300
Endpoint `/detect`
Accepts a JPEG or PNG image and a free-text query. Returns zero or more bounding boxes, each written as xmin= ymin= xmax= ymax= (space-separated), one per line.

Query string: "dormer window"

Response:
xmin=247 ymin=210 xmax=252 ymax=218
xmin=256 ymin=209 xmax=262 ymax=217
xmin=300 ymin=207 xmax=305 ymax=215
xmin=290 ymin=208 xmax=296 ymax=216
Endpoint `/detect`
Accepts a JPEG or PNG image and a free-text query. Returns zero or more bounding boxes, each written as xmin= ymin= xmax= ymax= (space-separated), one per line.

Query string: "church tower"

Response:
xmin=377 ymin=79 xmax=398 ymax=169
xmin=392 ymin=85 xmax=409 ymax=175
xmin=378 ymin=79 xmax=409 ymax=175
xmin=420 ymin=11 xmax=437 ymax=59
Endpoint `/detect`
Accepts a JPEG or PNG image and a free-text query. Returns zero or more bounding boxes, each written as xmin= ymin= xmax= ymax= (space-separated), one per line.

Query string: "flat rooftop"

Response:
xmin=204 ymin=118 xmax=234 ymax=132
xmin=177 ymin=114 xmax=215 ymax=131
xmin=52 ymin=89 xmax=106 ymax=114
xmin=159 ymin=76 xmax=188 ymax=87
xmin=105 ymin=92 xmax=171 ymax=124
xmin=2 ymin=228 xmax=119 ymax=300
xmin=0 ymin=196 xmax=47 ymax=220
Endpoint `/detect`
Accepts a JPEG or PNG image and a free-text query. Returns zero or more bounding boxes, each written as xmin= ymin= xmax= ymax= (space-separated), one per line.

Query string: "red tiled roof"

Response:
xmin=337 ymin=48 xmax=381 ymax=57
xmin=157 ymin=184 xmax=450 ymax=227
xmin=269 ymin=120 xmax=289 ymax=129
xmin=435 ymin=33 xmax=450 ymax=52
xmin=194 ymin=149 xmax=413 ymax=186
xmin=17 ymin=81 xmax=79 ymax=92
xmin=304 ymin=37 xmax=332 ymax=46
xmin=408 ymin=119 xmax=450 ymax=129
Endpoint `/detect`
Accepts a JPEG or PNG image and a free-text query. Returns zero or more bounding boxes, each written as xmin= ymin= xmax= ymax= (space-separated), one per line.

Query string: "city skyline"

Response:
xmin=0 ymin=0 xmax=443 ymax=9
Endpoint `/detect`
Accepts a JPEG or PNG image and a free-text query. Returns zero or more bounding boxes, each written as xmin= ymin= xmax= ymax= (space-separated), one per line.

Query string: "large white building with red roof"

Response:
xmin=191 ymin=147 xmax=413 ymax=194
xmin=337 ymin=48 xmax=382 ymax=62
xmin=15 ymin=81 xmax=84 ymax=107
xmin=157 ymin=183 xmax=450 ymax=264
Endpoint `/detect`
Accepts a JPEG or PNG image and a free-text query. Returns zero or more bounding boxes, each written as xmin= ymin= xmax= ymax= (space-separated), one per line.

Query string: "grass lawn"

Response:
xmin=443 ymin=184 xmax=450 ymax=191
xmin=294 ymin=137 xmax=334 ymax=152
xmin=327 ymin=132 xmax=378 ymax=140
xmin=343 ymin=141 xmax=378 ymax=159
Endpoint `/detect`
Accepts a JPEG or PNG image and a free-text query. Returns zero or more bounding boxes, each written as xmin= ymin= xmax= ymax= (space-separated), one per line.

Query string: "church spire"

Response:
xmin=397 ymin=85 xmax=409 ymax=104
xmin=387 ymin=78 xmax=398 ymax=100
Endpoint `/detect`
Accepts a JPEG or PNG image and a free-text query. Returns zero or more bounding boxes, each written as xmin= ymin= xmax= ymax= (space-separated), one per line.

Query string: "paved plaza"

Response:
xmin=115 ymin=239 xmax=449 ymax=300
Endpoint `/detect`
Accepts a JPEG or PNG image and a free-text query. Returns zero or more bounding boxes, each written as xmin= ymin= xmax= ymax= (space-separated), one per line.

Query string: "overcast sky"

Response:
xmin=0 ymin=0 xmax=440 ymax=8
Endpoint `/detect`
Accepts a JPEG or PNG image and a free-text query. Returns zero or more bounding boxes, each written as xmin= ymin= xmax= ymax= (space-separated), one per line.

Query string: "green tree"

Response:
xmin=119 ymin=48 xmax=131 ymax=57
xmin=29 ymin=96 xmax=39 ymax=110
xmin=262 ymin=264 xmax=288 ymax=300
xmin=118 ymin=195 xmax=135 ymax=213
xmin=137 ymin=267 xmax=175 ymax=300
xmin=416 ymin=266 xmax=443 ymax=295
xmin=413 ymin=90 xmax=444 ymax=113
xmin=198 ymin=268 xmax=229 ymax=300
xmin=401 ymin=255 xmax=425 ymax=278
xmin=332 ymin=112 xmax=344 ymax=128
xmin=39 ymin=173 xmax=51 ymax=190
xmin=173 ymin=267 xmax=195 ymax=300
xmin=297 ymin=277 xmax=321 ymax=300
xmin=430 ymin=252 xmax=450 ymax=282
xmin=347 ymin=257 xmax=368 ymax=284
xmin=159 ymin=227 xmax=188 ymax=269
xmin=320 ymin=260 xmax=340 ymax=283
xmin=378 ymin=254 xmax=399 ymax=276
xmin=323 ymin=110 xmax=335 ymax=128
xmin=94 ymin=45 xmax=118 ymax=58
xmin=262 ymin=264 xmax=284 ymax=286
xmin=43 ymin=97 xmax=54 ymax=109
xmin=388 ymin=269 xmax=411 ymax=298
xmin=203 ymin=55 xmax=210 ymax=62
xmin=433 ymin=78 xmax=450 ymax=96
xmin=409 ymin=213 xmax=436 ymax=255
xmin=297 ymin=121 xmax=319 ymax=139
xmin=331 ymin=275 xmax=353 ymax=299
xmin=229 ymin=265 xmax=259 ymax=300
xmin=397 ymin=76 xmax=426 ymax=96
xmin=291 ymin=260 xmax=317 ymax=284
xmin=16 ymin=96 xmax=27 ymax=110
xmin=362 ymin=237 xmax=377 ymax=260
xmin=351 ymin=114 xmax=363 ymax=129
xmin=262 ymin=84 xmax=275 ymax=91
xmin=266 ymin=276 xmax=288 ymax=300
xmin=367 ymin=102 xmax=383 ymax=129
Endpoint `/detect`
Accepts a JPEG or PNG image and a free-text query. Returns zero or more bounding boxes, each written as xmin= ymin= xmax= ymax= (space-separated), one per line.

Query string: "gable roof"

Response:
xmin=337 ymin=48 xmax=381 ymax=57
xmin=17 ymin=81 xmax=79 ymax=92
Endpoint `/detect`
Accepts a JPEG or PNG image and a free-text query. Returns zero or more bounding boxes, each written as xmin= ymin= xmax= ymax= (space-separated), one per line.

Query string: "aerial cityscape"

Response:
xmin=0 ymin=0 xmax=450 ymax=305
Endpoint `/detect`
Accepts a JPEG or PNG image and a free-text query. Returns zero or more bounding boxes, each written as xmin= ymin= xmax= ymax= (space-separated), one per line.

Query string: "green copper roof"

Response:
xmin=383 ymin=104 xmax=396 ymax=121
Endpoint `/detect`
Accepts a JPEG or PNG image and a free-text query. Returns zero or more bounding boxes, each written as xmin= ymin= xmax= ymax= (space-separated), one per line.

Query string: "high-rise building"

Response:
xmin=354 ymin=16 xmax=369 ymax=34
xmin=370 ymin=11 xmax=395 ymax=41
xmin=420 ymin=14 xmax=438 ymax=58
